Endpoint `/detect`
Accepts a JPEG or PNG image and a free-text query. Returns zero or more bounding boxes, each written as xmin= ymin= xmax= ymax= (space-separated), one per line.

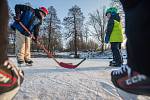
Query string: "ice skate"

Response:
xmin=25 ymin=59 xmax=33 ymax=66
xmin=111 ymin=65 xmax=150 ymax=96
xmin=17 ymin=59 xmax=24 ymax=67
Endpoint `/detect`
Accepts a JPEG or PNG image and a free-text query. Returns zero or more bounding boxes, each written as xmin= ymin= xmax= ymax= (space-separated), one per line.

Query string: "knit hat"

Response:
xmin=106 ymin=7 xmax=118 ymax=16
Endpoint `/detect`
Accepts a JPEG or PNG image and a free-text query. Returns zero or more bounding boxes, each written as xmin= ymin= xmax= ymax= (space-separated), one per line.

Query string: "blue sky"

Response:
xmin=8 ymin=0 xmax=111 ymax=20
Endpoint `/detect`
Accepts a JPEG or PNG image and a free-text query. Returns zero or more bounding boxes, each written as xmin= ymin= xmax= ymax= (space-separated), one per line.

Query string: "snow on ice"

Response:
xmin=8 ymin=51 xmax=150 ymax=100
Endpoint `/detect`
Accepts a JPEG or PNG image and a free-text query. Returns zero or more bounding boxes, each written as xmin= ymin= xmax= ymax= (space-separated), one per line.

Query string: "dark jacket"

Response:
xmin=11 ymin=4 xmax=42 ymax=37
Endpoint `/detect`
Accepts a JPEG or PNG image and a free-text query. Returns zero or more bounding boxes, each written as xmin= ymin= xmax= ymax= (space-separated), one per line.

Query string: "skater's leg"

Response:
xmin=15 ymin=30 xmax=26 ymax=63
xmin=0 ymin=0 xmax=24 ymax=99
xmin=24 ymin=36 xmax=31 ymax=61
xmin=111 ymin=0 xmax=150 ymax=96
xmin=120 ymin=0 xmax=150 ymax=76
xmin=24 ymin=36 xmax=33 ymax=65
xmin=118 ymin=42 xmax=123 ymax=64
xmin=110 ymin=42 xmax=122 ymax=66
xmin=0 ymin=0 xmax=8 ymax=64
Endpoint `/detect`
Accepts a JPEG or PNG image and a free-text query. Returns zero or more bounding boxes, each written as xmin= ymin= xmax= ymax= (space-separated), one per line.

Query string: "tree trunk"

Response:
xmin=73 ymin=14 xmax=78 ymax=58
xmin=48 ymin=15 xmax=52 ymax=52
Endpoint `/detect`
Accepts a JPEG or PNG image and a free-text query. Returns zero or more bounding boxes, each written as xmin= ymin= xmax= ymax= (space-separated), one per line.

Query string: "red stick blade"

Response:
xmin=59 ymin=62 xmax=78 ymax=69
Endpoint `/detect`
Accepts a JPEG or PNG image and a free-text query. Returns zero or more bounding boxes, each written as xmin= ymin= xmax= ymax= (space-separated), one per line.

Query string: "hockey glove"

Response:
xmin=104 ymin=35 xmax=109 ymax=43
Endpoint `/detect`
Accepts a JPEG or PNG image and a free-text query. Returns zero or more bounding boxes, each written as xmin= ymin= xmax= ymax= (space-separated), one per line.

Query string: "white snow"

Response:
xmin=9 ymin=56 xmax=150 ymax=100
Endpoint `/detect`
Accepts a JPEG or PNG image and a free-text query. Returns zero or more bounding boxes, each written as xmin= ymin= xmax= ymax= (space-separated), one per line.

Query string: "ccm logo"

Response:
xmin=126 ymin=75 xmax=146 ymax=85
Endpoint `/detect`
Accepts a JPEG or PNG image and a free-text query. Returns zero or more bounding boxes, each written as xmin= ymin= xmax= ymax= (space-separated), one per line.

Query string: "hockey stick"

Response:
xmin=59 ymin=58 xmax=86 ymax=69
xmin=18 ymin=21 xmax=85 ymax=69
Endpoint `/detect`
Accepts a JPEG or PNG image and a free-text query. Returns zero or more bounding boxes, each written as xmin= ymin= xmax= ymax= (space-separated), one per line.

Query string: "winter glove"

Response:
xmin=13 ymin=16 xmax=20 ymax=22
xmin=32 ymin=35 xmax=39 ymax=43
xmin=10 ymin=24 xmax=16 ymax=31
xmin=104 ymin=34 xmax=109 ymax=43
xmin=0 ymin=60 xmax=24 ymax=94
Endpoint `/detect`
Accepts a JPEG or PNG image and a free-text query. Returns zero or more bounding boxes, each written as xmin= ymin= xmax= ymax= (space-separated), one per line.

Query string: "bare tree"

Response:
xmin=8 ymin=7 xmax=16 ymax=54
xmin=44 ymin=6 xmax=62 ymax=52
xmin=63 ymin=5 xmax=84 ymax=58
xmin=88 ymin=6 xmax=107 ymax=52
xmin=82 ymin=24 xmax=90 ymax=50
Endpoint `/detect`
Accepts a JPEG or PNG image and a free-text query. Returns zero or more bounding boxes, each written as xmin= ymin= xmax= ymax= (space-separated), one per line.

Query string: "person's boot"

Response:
xmin=25 ymin=59 xmax=33 ymax=66
xmin=109 ymin=60 xmax=114 ymax=65
xmin=17 ymin=59 xmax=24 ymax=65
xmin=111 ymin=65 xmax=150 ymax=96
xmin=109 ymin=60 xmax=121 ymax=67
xmin=0 ymin=60 xmax=24 ymax=99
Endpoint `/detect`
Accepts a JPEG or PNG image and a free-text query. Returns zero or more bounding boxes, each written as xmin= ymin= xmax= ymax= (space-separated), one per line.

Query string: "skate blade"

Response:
xmin=18 ymin=63 xmax=23 ymax=67
xmin=26 ymin=63 xmax=32 ymax=66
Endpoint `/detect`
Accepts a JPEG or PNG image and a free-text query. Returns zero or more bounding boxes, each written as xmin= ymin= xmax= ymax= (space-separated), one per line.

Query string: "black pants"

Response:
xmin=120 ymin=0 xmax=150 ymax=76
xmin=111 ymin=42 xmax=123 ymax=65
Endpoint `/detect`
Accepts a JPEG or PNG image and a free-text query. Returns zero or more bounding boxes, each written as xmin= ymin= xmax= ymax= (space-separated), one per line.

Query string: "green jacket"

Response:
xmin=109 ymin=20 xmax=123 ymax=42
xmin=105 ymin=13 xmax=123 ymax=43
